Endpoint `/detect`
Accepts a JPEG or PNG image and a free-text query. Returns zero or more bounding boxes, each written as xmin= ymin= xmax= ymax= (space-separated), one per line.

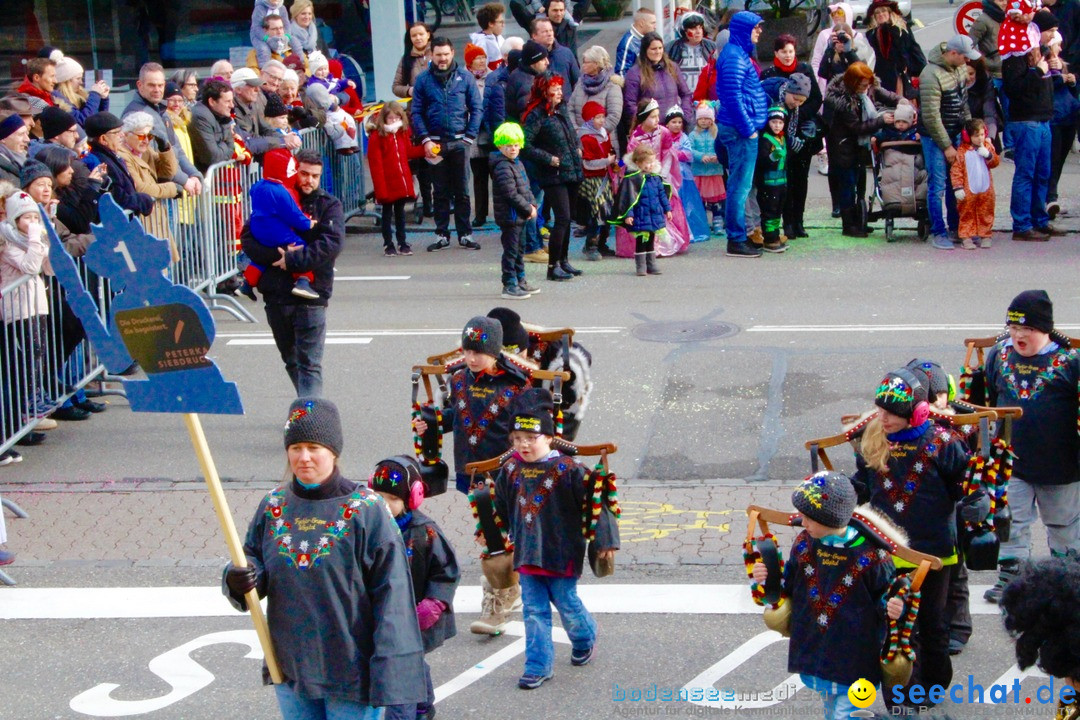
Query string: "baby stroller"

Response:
xmin=867 ymin=139 xmax=929 ymax=242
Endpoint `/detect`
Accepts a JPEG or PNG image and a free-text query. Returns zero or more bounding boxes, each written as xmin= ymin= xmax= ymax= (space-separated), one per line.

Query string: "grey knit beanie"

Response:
xmin=461 ymin=316 xmax=503 ymax=358
xmin=283 ymin=397 xmax=343 ymax=457
xmin=792 ymin=471 xmax=857 ymax=529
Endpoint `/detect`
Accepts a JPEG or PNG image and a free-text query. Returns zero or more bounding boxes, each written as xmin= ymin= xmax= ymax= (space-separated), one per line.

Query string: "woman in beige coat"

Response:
xmin=116 ymin=112 xmax=181 ymax=261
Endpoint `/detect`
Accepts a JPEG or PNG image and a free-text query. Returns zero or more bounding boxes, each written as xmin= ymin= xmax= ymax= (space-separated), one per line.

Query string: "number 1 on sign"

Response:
xmin=113 ymin=241 xmax=137 ymax=273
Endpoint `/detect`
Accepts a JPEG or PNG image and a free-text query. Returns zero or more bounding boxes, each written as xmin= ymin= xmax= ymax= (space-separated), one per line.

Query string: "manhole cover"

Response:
xmin=632 ymin=319 xmax=740 ymax=343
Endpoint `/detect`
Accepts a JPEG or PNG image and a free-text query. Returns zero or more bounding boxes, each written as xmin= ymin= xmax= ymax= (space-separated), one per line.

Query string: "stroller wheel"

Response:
xmin=917 ymin=217 xmax=929 ymax=240
xmin=885 ymin=217 xmax=896 ymax=243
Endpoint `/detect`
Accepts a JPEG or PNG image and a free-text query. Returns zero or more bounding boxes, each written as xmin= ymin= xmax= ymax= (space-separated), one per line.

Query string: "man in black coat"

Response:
xmin=240 ymin=149 xmax=343 ymax=397
xmin=188 ymin=79 xmax=237 ymax=172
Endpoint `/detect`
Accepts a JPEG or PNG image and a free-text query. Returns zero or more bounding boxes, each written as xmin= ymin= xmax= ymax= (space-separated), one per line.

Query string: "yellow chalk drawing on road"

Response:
xmin=618 ymin=501 xmax=733 ymax=541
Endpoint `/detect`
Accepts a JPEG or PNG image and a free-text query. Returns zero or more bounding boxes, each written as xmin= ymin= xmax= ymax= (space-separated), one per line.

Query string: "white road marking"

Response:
xmin=748 ymin=323 xmax=1080 ymax=333
xmin=225 ymin=337 xmax=373 ymax=346
xmin=216 ymin=327 xmax=625 ymax=339
xmin=1 ymin=585 xmax=1004 ymax=620
xmin=334 ymin=276 xmax=411 ymax=281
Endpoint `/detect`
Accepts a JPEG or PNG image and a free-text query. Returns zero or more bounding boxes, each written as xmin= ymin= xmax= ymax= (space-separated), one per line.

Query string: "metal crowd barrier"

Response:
xmin=0 ymin=262 xmax=114 ymax=460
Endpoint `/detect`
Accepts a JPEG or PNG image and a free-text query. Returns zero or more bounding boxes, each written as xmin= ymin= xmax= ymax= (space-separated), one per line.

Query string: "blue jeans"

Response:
xmin=273 ymin=684 xmax=384 ymax=720
xmin=920 ymin=136 xmax=958 ymax=237
xmin=820 ymin=690 xmax=859 ymax=720
xmin=519 ymin=573 xmax=597 ymax=676
xmin=715 ymin=124 xmax=757 ymax=243
xmin=994 ymin=77 xmax=1013 ymax=150
xmin=1009 ymin=121 xmax=1051 ymax=232
xmin=264 ymin=303 xmax=327 ymax=397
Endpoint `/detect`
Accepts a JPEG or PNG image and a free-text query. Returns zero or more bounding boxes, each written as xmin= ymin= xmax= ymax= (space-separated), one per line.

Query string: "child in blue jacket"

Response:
xmin=610 ymin=144 xmax=671 ymax=277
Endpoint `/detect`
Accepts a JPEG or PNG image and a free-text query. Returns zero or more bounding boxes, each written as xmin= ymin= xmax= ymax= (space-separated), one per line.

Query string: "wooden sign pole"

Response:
xmin=183 ymin=413 xmax=284 ymax=684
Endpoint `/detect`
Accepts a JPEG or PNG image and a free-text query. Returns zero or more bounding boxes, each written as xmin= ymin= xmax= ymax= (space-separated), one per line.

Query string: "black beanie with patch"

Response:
xmin=1007 ymin=290 xmax=1054 ymax=334
xmin=510 ymin=387 xmax=555 ymax=436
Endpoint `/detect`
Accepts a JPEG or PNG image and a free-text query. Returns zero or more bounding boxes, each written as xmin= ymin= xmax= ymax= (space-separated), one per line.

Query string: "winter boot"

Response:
xmin=635 ymin=253 xmax=647 ymax=276
xmin=983 ymin=559 xmax=1021 ymax=604
xmin=583 ymin=236 xmax=601 ymax=261
xmin=841 ymin=208 xmax=868 ymax=238
xmin=748 ymin=226 xmax=765 ymax=246
xmin=645 ymin=252 xmax=661 ymax=274
xmin=597 ymin=238 xmax=617 ymax=257
xmin=470 ymin=577 xmax=507 ymax=635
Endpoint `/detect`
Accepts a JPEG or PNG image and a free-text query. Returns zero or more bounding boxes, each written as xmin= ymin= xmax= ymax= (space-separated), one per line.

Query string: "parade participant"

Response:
xmin=852 ymin=368 xmax=974 ymax=709
xmin=370 ymin=455 xmax=459 ymax=720
xmin=492 ymin=388 xmax=619 ymax=689
xmin=413 ymin=316 xmax=531 ymax=634
xmin=951 ymin=118 xmax=1000 ymax=250
xmin=1000 ymin=556 xmax=1080 ymax=720
xmin=223 ymin=398 xmax=426 ymax=719
xmin=982 ymin=290 xmax=1080 ymax=602
xmin=751 ymin=472 xmax=904 ymax=720
xmin=755 ymin=106 xmax=789 ymax=254
xmin=577 ymin=101 xmax=616 ymax=261
xmin=611 ymin=143 xmax=670 ymax=276
xmin=490 ymin=121 xmax=539 ymax=299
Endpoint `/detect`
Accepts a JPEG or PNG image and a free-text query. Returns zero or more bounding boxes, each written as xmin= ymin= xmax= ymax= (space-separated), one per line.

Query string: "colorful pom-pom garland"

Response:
xmin=882 ymin=575 xmax=920 ymax=664
xmin=583 ymin=463 xmax=620 ymax=540
xmin=411 ymin=401 xmax=443 ymax=465
xmin=467 ymin=478 xmax=513 ymax=558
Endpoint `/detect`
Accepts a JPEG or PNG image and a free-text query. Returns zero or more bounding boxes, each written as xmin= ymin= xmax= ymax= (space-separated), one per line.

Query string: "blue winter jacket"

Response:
xmin=714 ymin=11 xmax=768 ymax=138
xmin=410 ymin=62 xmax=483 ymax=144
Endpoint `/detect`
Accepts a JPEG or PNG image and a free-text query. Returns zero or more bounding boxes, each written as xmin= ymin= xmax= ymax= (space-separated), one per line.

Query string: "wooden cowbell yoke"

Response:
xmin=744 ymin=505 xmax=942 ymax=688
xmin=466 ymin=440 xmax=621 ymax=582
xmin=807 ymin=401 xmax=1021 ymax=572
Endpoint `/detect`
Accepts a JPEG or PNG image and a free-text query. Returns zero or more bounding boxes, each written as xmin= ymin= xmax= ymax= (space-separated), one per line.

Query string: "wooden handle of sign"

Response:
xmin=183 ymin=413 xmax=283 ymax=684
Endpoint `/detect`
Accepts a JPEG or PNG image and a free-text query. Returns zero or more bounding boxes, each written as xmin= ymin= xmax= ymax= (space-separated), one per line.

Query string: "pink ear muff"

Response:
xmin=910 ymin=400 xmax=930 ymax=427
xmin=409 ymin=479 xmax=425 ymax=511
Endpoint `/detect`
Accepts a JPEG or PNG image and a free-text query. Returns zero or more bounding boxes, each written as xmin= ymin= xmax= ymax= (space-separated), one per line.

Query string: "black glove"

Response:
xmin=150 ymin=126 xmax=171 ymax=152
xmin=959 ymin=490 xmax=992 ymax=524
xmin=225 ymin=563 xmax=257 ymax=596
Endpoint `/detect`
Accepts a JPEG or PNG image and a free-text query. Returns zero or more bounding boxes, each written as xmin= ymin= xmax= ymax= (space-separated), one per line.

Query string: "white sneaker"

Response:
xmin=816 ymin=152 xmax=829 ymax=176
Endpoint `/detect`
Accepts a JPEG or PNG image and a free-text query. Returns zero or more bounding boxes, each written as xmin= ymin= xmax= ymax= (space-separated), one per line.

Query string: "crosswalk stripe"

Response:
xmin=0 ymin=585 xmax=1002 ymax=620
xmin=225 ymin=338 xmax=373 ymax=346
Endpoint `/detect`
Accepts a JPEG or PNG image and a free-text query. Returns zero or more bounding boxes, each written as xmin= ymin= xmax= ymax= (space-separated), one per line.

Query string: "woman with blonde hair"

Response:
xmin=568 ymin=45 xmax=624 ymax=153
xmin=51 ymin=57 xmax=110 ymax=126
xmin=289 ymin=0 xmax=328 ymax=57
xmin=865 ymin=0 xmax=925 ymax=100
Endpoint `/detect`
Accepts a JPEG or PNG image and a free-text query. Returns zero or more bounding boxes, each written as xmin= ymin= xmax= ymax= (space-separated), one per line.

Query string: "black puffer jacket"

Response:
xmin=823 ymin=75 xmax=902 ymax=169
xmin=489 ymin=150 xmax=536 ymax=226
xmin=522 ymin=101 xmax=584 ymax=188
xmin=504 ymin=65 xmax=541 ymax=122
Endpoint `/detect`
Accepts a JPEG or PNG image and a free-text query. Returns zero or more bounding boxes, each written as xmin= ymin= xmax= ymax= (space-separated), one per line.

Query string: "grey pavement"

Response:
xmin=0 ymin=1 xmax=1073 ymax=717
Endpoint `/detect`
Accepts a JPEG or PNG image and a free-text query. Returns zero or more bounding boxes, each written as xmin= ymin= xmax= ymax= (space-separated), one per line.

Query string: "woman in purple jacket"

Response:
xmin=622 ymin=33 xmax=694 ymax=132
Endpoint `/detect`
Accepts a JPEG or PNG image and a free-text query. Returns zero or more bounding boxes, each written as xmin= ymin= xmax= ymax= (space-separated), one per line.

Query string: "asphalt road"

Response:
xmin=2 ymin=1 xmax=1078 ymax=717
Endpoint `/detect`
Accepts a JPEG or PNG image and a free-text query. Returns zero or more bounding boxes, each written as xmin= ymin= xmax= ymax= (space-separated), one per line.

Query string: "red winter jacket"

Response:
xmin=366 ymin=126 xmax=425 ymax=204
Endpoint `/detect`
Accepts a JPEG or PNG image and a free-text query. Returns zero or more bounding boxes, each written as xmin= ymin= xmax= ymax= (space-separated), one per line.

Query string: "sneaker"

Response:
xmin=948 ymin=637 xmax=967 ymax=656
xmin=398 ymin=243 xmax=413 ymax=256
xmin=726 ymin=241 xmax=762 ymax=258
xmin=76 ymin=399 xmax=107 ymax=413
xmin=50 ymin=406 xmax=90 ymax=422
xmin=539 ymin=226 xmax=551 ymax=241
xmin=383 ymin=245 xmax=398 ymax=257
xmin=979 ymin=236 xmax=993 ymax=249
xmin=36 ymin=417 xmax=59 ymax=430
xmin=16 ymin=431 xmax=46 ymax=446
xmin=596 ymin=244 xmax=617 ymax=258
xmin=518 ymin=280 xmax=540 ymax=294
xmin=763 ymin=239 xmax=788 ymax=254
xmin=458 ymin=236 xmax=481 ymax=250
xmin=501 ymin=285 xmax=530 ymax=299
xmin=984 ymin=559 xmax=1021 ymax=604
xmin=931 ymin=234 xmax=955 ymax=250
xmin=0 ymin=549 xmax=14 ymax=566
xmin=571 ymin=644 xmax=596 ymax=666
xmin=0 ymin=450 xmax=22 ymax=466
xmin=291 ymin=277 xmax=321 ymax=300
xmin=523 ymin=250 xmax=548 ymax=263
xmin=1035 ymin=225 xmax=1066 ymax=237
xmin=1012 ymin=229 xmax=1049 ymax=242
xmin=960 ymin=237 xmax=977 ymax=250
xmin=518 ymin=673 xmax=553 ymax=690
xmin=239 ymin=281 xmax=258 ymax=302
xmin=816 ymin=152 xmax=829 ymax=175
xmin=427 ymin=236 xmax=451 ymax=252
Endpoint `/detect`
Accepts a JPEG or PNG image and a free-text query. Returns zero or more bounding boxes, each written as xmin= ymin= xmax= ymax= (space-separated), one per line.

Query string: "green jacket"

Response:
xmin=917 ymin=43 xmax=971 ymax=151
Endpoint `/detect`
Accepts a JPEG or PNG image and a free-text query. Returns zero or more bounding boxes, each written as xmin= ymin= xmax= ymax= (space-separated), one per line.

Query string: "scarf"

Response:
xmin=432 ymin=61 xmax=458 ymax=85
xmin=858 ymin=91 xmax=879 ymax=147
xmin=0 ymin=144 xmax=27 ymax=168
xmin=0 ymin=221 xmax=31 ymax=254
xmin=581 ymin=69 xmax=611 ymax=96
xmin=773 ymin=56 xmax=798 ymax=74
xmin=875 ymin=25 xmax=894 ymax=60
xmin=384 ymin=119 xmax=403 ymax=134
xmin=885 ymin=420 xmax=931 ymax=444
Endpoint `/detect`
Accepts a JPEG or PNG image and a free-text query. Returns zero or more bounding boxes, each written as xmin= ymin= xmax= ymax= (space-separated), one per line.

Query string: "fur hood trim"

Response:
xmin=851 ymin=504 xmax=910 ymax=551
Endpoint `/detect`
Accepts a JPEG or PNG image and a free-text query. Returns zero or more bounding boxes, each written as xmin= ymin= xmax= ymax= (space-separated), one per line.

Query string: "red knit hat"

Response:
xmin=464 ymin=43 xmax=487 ymax=68
xmin=582 ymin=101 xmax=605 ymax=121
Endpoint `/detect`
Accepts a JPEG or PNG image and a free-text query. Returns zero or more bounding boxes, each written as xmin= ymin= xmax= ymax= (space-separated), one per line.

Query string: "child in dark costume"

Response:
xmin=852 ymin=368 xmax=975 ymax=710
xmin=611 ymin=144 xmax=671 ymax=277
xmin=370 ymin=455 xmax=459 ymax=720
xmin=492 ymin=388 xmax=619 ymax=690
xmin=752 ymin=471 xmax=904 ymax=720
xmin=755 ymin=106 xmax=788 ymax=253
